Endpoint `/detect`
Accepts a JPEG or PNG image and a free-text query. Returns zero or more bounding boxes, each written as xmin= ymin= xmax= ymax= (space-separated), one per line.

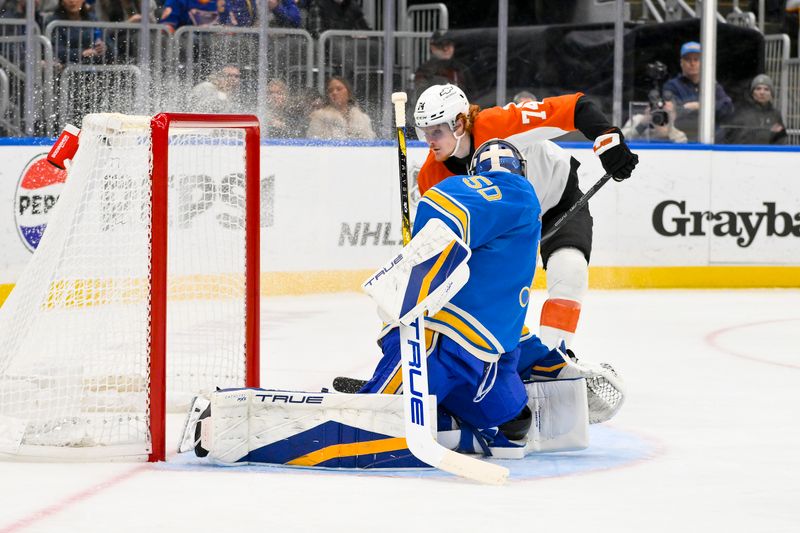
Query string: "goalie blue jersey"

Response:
xmin=413 ymin=170 xmax=541 ymax=361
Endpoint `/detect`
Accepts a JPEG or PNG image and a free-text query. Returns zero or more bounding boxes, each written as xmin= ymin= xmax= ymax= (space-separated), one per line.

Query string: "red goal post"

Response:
xmin=149 ymin=113 xmax=261 ymax=462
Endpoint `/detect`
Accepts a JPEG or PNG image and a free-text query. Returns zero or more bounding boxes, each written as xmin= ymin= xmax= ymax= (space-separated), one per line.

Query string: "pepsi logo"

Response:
xmin=14 ymin=154 xmax=67 ymax=252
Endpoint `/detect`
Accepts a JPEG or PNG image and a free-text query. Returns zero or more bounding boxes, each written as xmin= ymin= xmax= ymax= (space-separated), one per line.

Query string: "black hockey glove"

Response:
xmin=593 ymin=128 xmax=638 ymax=182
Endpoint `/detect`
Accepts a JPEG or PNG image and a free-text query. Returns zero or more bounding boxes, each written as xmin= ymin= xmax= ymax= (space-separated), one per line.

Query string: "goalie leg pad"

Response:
xmin=523 ymin=378 xmax=589 ymax=453
xmin=438 ymin=379 xmax=590 ymax=456
xmin=192 ymin=388 xmax=437 ymax=469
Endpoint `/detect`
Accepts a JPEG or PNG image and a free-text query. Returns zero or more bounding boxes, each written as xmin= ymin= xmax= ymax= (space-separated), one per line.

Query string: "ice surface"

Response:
xmin=1 ymin=289 xmax=798 ymax=532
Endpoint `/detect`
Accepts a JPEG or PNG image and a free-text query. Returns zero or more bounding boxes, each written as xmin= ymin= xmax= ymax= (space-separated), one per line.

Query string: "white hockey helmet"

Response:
xmin=414 ymin=84 xmax=470 ymax=132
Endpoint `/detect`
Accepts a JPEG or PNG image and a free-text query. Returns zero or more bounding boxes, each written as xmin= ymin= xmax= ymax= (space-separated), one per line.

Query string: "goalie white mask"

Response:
xmin=469 ymin=138 xmax=527 ymax=177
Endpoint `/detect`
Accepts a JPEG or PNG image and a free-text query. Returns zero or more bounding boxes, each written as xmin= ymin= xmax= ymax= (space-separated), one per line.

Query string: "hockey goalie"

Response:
xmin=178 ymin=139 xmax=624 ymax=473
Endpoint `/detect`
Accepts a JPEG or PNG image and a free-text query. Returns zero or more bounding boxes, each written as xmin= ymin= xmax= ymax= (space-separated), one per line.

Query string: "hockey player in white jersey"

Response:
xmin=414 ymin=84 xmax=638 ymax=354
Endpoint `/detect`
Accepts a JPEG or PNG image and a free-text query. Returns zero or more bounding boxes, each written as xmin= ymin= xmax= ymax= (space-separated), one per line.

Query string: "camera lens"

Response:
xmin=651 ymin=109 xmax=669 ymax=127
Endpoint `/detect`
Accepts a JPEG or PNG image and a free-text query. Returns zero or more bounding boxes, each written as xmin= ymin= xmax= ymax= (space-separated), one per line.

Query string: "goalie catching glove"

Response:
xmin=528 ymin=341 xmax=626 ymax=424
xmin=362 ymin=218 xmax=471 ymax=325
xmin=593 ymin=127 xmax=638 ymax=182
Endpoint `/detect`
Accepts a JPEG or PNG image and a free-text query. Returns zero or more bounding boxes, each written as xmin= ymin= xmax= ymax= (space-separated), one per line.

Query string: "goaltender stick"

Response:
xmin=179 ymin=139 xmax=624 ymax=467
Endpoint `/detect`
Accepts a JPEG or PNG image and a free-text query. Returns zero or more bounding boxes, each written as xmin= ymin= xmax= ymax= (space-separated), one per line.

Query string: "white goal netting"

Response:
xmin=0 ymin=114 xmax=256 ymax=460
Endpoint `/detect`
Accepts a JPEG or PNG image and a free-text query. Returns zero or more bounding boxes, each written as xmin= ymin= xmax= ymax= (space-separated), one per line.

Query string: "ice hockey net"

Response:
xmin=0 ymin=113 xmax=260 ymax=461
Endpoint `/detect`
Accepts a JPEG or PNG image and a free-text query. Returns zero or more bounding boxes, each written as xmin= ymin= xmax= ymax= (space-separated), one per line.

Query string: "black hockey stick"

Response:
xmin=539 ymin=172 xmax=612 ymax=244
xmin=391 ymin=92 xmax=412 ymax=246
xmin=389 ymin=92 xmax=508 ymax=484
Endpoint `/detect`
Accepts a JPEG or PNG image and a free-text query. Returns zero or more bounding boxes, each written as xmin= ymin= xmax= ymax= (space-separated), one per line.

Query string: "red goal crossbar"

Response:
xmin=148 ymin=113 xmax=261 ymax=462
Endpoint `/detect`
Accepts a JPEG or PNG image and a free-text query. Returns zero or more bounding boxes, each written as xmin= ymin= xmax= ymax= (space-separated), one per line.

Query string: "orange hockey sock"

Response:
xmin=539 ymin=298 xmax=582 ymax=349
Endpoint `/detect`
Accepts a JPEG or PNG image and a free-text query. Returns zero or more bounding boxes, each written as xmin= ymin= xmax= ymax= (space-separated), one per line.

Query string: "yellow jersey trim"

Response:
xmin=421 ymin=188 xmax=470 ymax=244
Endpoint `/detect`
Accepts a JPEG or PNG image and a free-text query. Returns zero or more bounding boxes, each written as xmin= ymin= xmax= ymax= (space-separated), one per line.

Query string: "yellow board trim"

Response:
xmin=286 ymin=437 xmax=409 ymax=467
xmin=585 ymin=266 xmax=800 ymax=289
xmin=260 ymin=266 xmax=800 ymax=292
xmin=2 ymin=266 xmax=799 ymax=308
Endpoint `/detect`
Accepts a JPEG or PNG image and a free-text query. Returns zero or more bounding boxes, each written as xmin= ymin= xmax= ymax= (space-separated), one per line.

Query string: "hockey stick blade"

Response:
xmin=399 ymin=319 xmax=509 ymax=485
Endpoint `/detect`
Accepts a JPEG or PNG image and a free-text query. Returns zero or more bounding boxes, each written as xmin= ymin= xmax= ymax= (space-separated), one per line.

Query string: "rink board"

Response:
xmin=0 ymin=140 xmax=798 ymax=303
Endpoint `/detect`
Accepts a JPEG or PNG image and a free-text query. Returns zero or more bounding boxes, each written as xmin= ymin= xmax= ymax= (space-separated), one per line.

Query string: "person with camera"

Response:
xmin=621 ymin=99 xmax=687 ymax=143
xmin=662 ymin=41 xmax=734 ymax=142
xmin=623 ymin=61 xmax=687 ymax=143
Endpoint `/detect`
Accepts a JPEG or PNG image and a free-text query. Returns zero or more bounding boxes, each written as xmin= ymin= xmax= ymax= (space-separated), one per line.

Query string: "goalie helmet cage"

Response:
xmin=0 ymin=113 xmax=260 ymax=462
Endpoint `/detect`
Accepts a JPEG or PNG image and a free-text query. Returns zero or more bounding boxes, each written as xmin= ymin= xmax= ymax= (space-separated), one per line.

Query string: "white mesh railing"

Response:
xmin=0 ymin=67 xmax=8 ymax=117
xmin=407 ymin=3 xmax=449 ymax=32
xmin=764 ymin=34 xmax=790 ymax=123
xmin=57 ymin=64 xmax=142 ymax=129
xmin=317 ymin=29 xmax=432 ymax=117
xmin=171 ymin=25 xmax=314 ymax=103
xmin=0 ymin=20 xmax=51 ymax=136
xmin=36 ymin=22 xmax=314 ymax=134
xmin=785 ymin=59 xmax=800 ymax=145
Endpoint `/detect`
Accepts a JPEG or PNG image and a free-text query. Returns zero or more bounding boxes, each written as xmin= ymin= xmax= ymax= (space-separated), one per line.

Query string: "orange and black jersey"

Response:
xmin=416 ymin=93 xmax=612 ymax=195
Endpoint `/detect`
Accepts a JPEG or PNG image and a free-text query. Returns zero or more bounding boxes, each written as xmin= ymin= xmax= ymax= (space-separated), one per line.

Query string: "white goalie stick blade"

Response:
xmin=399 ymin=318 xmax=509 ymax=485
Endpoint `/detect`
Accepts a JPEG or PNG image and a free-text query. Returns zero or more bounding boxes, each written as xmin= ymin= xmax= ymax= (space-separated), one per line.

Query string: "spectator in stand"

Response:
xmin=0 ymin=0 xmax=40 ymax=19
xmin=414 ymin=31 xmax=476 ymax=99
xmin=662 ymin=41 xmax=734 ymax=142
xmin=189 ymin=64 xmax=243 ymax=113
xmin=264 ymin=78 xmax=296 ymax=137
xmin=304 ymin=0 xmax=369 ymax=36
xmin=38 ymin=0 xmax=58 ymax=23
xmin=160 ymin=0 xmax=219 ymax=31
xmin=621 ymin=98 xmax=688 ymax=143
xmin=261 ymin=0 xmax=301 ymax=28
xmin=307 ymin=76 xmax=375 ymax=140
xmin=295 ymin=85 xmax=326 ymax=133
xmin=48 ymin=0 xmax=108 ymax=65
xmin=218 ymin=0 xmax=255 ymax=26
xmin=161 ymin=1 xmax=299 ymax=29
xmin=724 ymin=74 xmax=788 ymax=145
xmin=88 ymin=1 xmax=158 ymax=62
xmin=91 ymin=0 xmax=157 ymax=22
